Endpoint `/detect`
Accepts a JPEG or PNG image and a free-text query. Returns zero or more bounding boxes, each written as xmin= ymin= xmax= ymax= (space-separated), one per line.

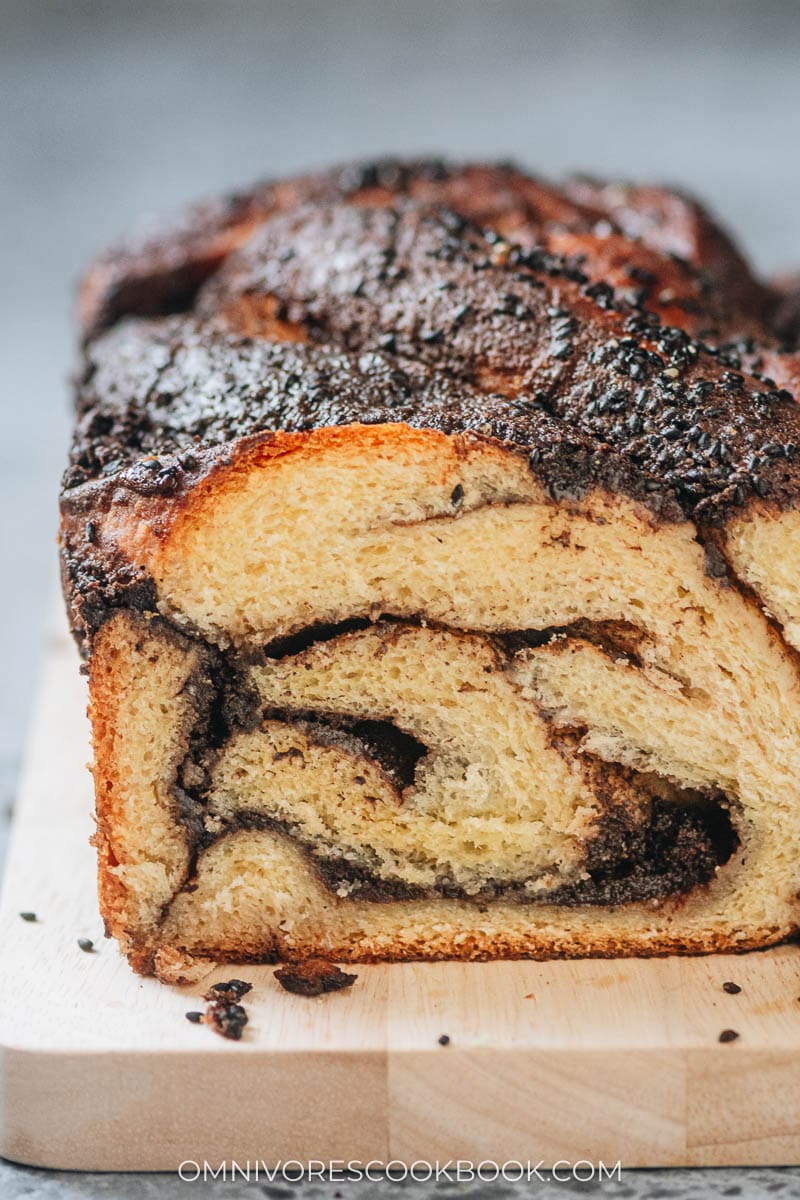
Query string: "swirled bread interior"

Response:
xmin=62 ymin=158 xmax=800 ymax=977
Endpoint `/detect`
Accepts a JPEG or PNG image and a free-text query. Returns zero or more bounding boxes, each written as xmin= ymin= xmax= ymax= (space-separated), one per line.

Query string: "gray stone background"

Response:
xmin=3 ymin=0 xmax=800 ymax=1194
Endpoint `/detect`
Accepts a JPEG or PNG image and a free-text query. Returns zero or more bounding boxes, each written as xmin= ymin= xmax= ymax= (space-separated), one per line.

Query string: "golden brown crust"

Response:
xmin=64 ymin=158 xmax=800 ymax=975
xmin=150 ymin=929 xmax=789 ymax=973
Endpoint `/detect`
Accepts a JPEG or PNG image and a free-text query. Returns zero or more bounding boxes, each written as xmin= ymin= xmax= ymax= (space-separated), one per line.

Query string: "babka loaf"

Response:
xmin=61 ymin=158 xmax=800 ymax=979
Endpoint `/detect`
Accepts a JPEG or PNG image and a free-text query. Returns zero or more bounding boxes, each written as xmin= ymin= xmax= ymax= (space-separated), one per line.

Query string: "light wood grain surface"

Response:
xmin=2 ymin=625 xmax=800 ymax=1171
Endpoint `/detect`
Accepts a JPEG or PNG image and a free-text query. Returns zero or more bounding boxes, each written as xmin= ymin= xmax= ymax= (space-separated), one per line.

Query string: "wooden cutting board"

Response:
xmin=2 ymin=624 xmax=800 ymax=1171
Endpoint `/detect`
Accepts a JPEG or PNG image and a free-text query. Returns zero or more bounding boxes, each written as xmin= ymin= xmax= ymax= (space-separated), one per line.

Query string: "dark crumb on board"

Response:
xmin=19 ymin=912 xmax=37 ymax=922
xmin=719 ymin=1029 xmax=740 ymax=1043
xmin=438 ymin=1034 xmax=451 ymax=1046
xmin=274 ymin=959 xmax=358 ymax=997
xmin=77 ymin=937 xmax=95 ymax=952
xmin=722 ymin=981 xmax=742 ymax=995
xmin=206 ymin=1001 xmax=249 ymax=1040
xmin=203 ymin=978 xmax=253 ymax=1003
xmin=197 ymin=979 xmax=254 ymax=1040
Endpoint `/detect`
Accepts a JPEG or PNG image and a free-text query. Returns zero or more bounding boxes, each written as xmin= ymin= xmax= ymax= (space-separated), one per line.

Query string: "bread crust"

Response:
xmin=63 ymin=158 xmax=800 ymax=975
xmin=79 ymin=157 xmax=776 ymax=341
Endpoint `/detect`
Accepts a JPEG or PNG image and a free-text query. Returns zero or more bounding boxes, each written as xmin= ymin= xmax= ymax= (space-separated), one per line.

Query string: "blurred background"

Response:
xmin=2 ymin=0 xmax=800 ymax=859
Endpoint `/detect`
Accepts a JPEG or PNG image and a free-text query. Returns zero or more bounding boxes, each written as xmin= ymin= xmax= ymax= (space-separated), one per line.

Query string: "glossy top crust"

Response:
xmin=79 ymin=156 xmax=774 ymax=342
xmin=69 ymin=159 xmax=800 ymax=527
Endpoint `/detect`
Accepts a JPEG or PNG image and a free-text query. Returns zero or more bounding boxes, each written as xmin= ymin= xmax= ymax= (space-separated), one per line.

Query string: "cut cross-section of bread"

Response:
xmin=61 ymin=158 xmax=800 ymax=979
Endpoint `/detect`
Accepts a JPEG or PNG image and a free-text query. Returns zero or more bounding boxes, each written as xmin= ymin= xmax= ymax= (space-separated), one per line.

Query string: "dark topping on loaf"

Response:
xmin=67 ymin=166 xmax=800 ymax=528
xmin=198 ymin=201 xmax=800 ymax=520
xmin=79 ymin=157 xmax=776 ymax=342
xmin=62 ymin=313 xmax=686 ymax=537
xmin=562 ymin=175 xmax=764 ymax=310
xmin=65 ymin=315 xmax=567 ymax=484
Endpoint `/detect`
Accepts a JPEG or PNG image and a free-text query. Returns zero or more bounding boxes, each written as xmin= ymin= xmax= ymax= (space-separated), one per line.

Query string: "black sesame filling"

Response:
xmin=199 ymin=790 xmax=737 ymax=908
xmin=165 ymin=614 xmax=739 ymax=910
